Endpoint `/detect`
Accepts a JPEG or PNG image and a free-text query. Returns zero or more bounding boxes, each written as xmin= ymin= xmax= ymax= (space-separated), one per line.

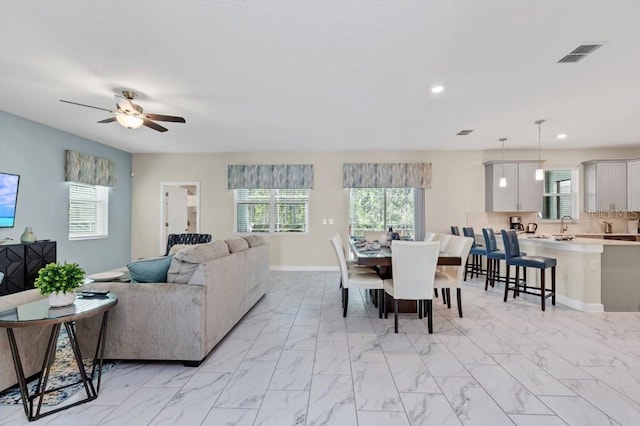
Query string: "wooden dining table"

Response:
xmin=349 ymin=239 xmax=462 ymax=279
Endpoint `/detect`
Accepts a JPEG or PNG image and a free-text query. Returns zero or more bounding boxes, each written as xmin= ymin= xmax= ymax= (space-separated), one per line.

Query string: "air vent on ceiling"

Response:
xmin=558 ymin=44 xmax=601 ymax=63
xmin=457 ymin=129 xmax=474 ymax=136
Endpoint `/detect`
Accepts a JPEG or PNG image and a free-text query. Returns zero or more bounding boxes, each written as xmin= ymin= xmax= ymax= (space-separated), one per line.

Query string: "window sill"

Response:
xmin=235 ymin=232 xmax=309 ymax=237
xmin=69 ymin=235 xmax=108 ymax=241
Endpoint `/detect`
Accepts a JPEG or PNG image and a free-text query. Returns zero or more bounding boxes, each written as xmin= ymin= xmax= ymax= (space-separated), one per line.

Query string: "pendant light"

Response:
xmin=534 ymin=119 xmax=545 ymax=181
xmin=499 ymin=138 xmax=507 ymax=188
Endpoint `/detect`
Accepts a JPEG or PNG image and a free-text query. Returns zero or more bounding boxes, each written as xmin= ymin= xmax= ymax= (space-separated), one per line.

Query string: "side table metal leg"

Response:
xmin=32 ymin=324 xmax=62 ymax=419
xmin=5 ymin=329 xmax=31 ymax=418
xmin=91 ymin=311 xmax=110 ymax=392
xmin=65 ymin=322 xmax=97 ymax=400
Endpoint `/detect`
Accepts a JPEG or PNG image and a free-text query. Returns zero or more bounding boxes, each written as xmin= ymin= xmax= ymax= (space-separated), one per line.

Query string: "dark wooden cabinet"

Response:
xmin=0 ymin=241 xmax=56 ymax=296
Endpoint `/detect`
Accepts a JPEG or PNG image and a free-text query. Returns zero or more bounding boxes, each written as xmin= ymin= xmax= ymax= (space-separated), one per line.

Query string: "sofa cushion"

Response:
xmin=127 ymin=256 xmax=173 ymax=283
xmin=243 ymin=235 xmax=266 ymax=248
xmin=167 ymin=241 xmax=231 ymax=284
xmin=168 ymin=244 xmax=189 ymax=255
xmin=176 ymin=241 xmax=230 ymax=263
xmin=226 ymin=238 xmax=249 ymax=253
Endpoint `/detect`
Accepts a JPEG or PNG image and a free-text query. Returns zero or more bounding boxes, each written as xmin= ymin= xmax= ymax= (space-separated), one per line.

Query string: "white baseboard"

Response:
xmin=556 ymin=294 xmax=604 ymax=313
xmin=270 ymin=266 xmax=339 ymax=272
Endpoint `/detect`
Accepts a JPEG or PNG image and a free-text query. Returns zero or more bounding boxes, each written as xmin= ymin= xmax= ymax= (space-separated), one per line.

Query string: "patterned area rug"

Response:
xmin=0 ymin=329 xmax=115 ymax=406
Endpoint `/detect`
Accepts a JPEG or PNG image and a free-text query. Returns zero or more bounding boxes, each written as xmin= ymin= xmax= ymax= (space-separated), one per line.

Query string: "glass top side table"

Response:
xmin=0 ymin=294 xmax=117 ymax=421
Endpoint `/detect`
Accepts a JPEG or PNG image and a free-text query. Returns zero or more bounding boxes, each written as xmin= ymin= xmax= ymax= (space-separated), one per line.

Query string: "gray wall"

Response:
xmin=0 ymin=111 xmax=132 ymax=274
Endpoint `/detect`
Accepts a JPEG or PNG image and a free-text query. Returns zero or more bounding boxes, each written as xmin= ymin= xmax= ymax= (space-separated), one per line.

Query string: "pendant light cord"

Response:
xmin=535 ymin=119 xmax=545 ymax=168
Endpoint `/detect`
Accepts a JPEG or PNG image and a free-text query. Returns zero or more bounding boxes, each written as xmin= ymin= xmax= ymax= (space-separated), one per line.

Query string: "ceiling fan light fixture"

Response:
xmin=116 ymin=114 xmax=144 ymax=129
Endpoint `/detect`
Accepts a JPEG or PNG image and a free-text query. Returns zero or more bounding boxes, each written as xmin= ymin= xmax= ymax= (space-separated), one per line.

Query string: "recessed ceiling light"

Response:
xmin=431 ymin=85 xmax=444 ymax=94
xmin=557 ymin=133 xmax=567 ymax=139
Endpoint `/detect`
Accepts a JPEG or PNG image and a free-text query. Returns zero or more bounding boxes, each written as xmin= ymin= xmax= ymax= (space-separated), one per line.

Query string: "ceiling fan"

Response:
xmin=60 ymin=90 xmax=186 ymax=132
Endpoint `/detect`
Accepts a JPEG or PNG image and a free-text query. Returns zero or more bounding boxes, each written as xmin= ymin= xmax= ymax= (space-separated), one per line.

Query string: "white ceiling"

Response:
xmin=1 ymin=1 xmax=639 ymax=154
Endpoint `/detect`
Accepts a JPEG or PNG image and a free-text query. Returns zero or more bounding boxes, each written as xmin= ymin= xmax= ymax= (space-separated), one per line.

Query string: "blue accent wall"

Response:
xmin=0 ymin=111 xmax=132 ymax=274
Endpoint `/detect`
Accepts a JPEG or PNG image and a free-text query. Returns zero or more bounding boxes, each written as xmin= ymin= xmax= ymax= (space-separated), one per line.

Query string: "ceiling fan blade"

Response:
xmin=97 ymin=117 xmax=117 ymax=123
xmin=142 ymin=118 xmax=168 ymax=132
xmin=60 ymin=99 xmax=112 ymax=113
xmin=144 ymin=113 xmax=186 ymax=123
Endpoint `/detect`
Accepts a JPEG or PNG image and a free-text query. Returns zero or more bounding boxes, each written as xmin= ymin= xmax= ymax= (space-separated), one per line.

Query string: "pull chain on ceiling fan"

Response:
xmin=60 ymin=90 xmax=186 ymax=132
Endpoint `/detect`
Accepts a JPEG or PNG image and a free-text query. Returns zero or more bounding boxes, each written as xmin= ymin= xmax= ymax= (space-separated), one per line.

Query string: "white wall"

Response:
xmin=132 ymin=147 xmax=640 ymax=268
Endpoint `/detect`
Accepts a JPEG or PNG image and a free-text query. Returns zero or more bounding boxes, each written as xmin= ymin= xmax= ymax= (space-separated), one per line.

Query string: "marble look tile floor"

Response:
xmin=2 ymin=271 xmax=640 ymax=425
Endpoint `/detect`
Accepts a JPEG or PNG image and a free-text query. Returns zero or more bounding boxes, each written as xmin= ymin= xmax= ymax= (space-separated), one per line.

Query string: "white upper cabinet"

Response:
xmin=627 ymin=160 xmax=640 ymax=211
xmin=484 ymin=161 xmax=543 ymax=212
xmin=583 ymin=161 xmax=627 ymax=211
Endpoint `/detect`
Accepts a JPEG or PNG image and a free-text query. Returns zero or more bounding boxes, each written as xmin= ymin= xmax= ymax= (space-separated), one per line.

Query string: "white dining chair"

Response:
xmin=434 ymin=235 xmax=473 ymax=318
xmin=364 ymin=230 xmax=388 ymax=244
xmin=330 ymin=236 xmax=385 ymax=318
xmin=383 ymin=241 xmax=440 ymax=334
xmin=437 ymin=234 xmax=453 ymax=252
xmin=424 ymin=232 xmax=439 ymax=242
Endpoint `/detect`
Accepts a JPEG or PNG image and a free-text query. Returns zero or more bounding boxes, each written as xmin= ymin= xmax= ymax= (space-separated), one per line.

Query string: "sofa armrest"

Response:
xmin=76 ymin=282 xmax=207 ymax=362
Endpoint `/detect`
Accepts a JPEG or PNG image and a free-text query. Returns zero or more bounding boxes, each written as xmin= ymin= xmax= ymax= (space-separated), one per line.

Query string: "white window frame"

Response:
xmin=540 ymin=167 xmax=580 ymax=222
xmin=234 ymin=189 xmax=310 ymax=235
xmin=68 ymin=183 xmax=109 ymax=240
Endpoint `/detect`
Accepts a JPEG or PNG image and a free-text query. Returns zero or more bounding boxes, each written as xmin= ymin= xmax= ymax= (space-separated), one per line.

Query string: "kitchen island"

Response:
xmin=512 ymin=235 xmax=640 ymax=312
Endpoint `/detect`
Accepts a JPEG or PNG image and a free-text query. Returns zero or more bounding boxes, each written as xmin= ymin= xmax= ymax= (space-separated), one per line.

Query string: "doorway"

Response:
xmin=160 ymin=182 xmax=200 ymax=254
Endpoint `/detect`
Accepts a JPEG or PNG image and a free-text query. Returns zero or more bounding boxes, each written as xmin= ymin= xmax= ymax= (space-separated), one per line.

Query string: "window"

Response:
xmin=69 ymin=183 xmax=109 ymax=240
xmin=542 ymin=169 xmax=578 ymax=220
xmin=235 ymin=189 xmax=309 ymax=233
xmin=349 ymin=188 xmax=415 ymax=239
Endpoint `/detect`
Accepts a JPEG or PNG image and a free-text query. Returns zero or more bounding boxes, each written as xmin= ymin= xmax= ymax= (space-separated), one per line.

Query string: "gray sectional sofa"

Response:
xmin=76 ymin=236 xmax=269 ymax=366
xmin=0 ymin=236 xmax=267 ymax=391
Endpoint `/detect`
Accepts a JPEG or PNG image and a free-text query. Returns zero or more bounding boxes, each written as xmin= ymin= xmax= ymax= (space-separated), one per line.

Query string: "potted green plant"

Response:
xmin=35 ymin=262 xmax=85 ymax=307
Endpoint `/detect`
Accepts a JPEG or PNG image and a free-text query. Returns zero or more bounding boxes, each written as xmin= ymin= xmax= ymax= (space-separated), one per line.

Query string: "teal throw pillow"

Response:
xmin=127 ymin=256 xmax=173 ymax=283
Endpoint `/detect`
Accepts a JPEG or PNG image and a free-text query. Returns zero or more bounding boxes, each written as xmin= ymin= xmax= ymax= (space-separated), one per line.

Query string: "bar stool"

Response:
xmin=483 ymin=228 xmax=528 ymax=290
xmin=482 ymin=228 xmax=505 ymax=290
xmin=463 ymin=227 xmax=486 ymax=280
xmin=500 ymin=230 xmax=556 ymax=311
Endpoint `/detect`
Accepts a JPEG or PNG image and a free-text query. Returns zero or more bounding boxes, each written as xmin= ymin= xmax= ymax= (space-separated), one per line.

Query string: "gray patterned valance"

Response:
xmin=343 ymin=163 xmax=431 ymax=188
xmin=227 ymin=164 xmax=314 ymax=189
xmin=65 ymin=150 xmax=117 ymax=187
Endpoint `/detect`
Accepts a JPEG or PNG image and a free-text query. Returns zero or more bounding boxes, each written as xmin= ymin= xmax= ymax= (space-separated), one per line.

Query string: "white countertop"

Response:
xmin=575 ymin=233 xmax=640 ymax=237
xmin=515 ymin=234 xmax=640 ymax=253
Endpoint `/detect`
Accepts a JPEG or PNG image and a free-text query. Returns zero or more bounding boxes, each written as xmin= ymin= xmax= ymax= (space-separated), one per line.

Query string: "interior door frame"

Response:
xmin=159 ymin=181 xmax=201 ymax=255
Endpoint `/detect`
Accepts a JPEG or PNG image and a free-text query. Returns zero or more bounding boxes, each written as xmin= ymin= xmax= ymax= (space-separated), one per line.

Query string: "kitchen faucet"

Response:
xmin=560 ymin=215 xmax=575 ymax=234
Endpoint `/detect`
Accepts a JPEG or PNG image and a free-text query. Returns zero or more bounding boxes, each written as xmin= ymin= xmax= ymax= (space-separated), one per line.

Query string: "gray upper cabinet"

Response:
xmin=484 ymin=161 xmax=543 ymax=212
xmin=583 ymin=161 xmax=627 ymax=212
xmin=627 ymin=160 xmax=640 ymax=211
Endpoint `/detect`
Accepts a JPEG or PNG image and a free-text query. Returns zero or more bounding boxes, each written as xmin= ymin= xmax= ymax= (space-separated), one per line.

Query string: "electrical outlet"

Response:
xmin=322 ymin=218 xmax=327 ymax=225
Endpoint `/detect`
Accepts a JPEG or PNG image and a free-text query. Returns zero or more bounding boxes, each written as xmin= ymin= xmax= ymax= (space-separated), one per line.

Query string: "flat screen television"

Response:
xmin=0 ymin=172 xmax=20 ymax=228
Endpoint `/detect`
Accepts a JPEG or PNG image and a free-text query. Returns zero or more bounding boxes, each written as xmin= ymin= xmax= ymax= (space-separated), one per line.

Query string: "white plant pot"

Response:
xmin=48 ymin=291 xmax=76 ymax=308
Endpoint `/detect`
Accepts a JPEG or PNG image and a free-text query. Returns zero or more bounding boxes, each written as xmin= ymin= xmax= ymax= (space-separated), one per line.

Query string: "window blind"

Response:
xmin=69 ymin=183 xmax=109 ymax=239
xmin=234 ymin=189 xmax=309 ymax=233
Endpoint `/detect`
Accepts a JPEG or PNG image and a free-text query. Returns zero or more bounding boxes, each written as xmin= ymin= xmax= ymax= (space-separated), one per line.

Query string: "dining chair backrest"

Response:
xmin=330 ymin=235 xmax=350 ymax=286
xmin=451 ymin=226 xmax=460 ymax=235
xmin=438 ymin=234 xmax=453 ymax=252
xmin=482 ymin=228 xmax=499 ymax=253
xmin=462 ymin=227 xmax=476 ymax=247
xmin=364 ymin=231 xmax=388 ymax=243
xmin=390 ymin=241 xmax=440 ymax=300
xmin=424 ymin=232 xmax=438 ymax=242
xmin=441 ymin=235 xmax=474 ymax=281
xmin=500 ymin=229 xmax=521 ymax=260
